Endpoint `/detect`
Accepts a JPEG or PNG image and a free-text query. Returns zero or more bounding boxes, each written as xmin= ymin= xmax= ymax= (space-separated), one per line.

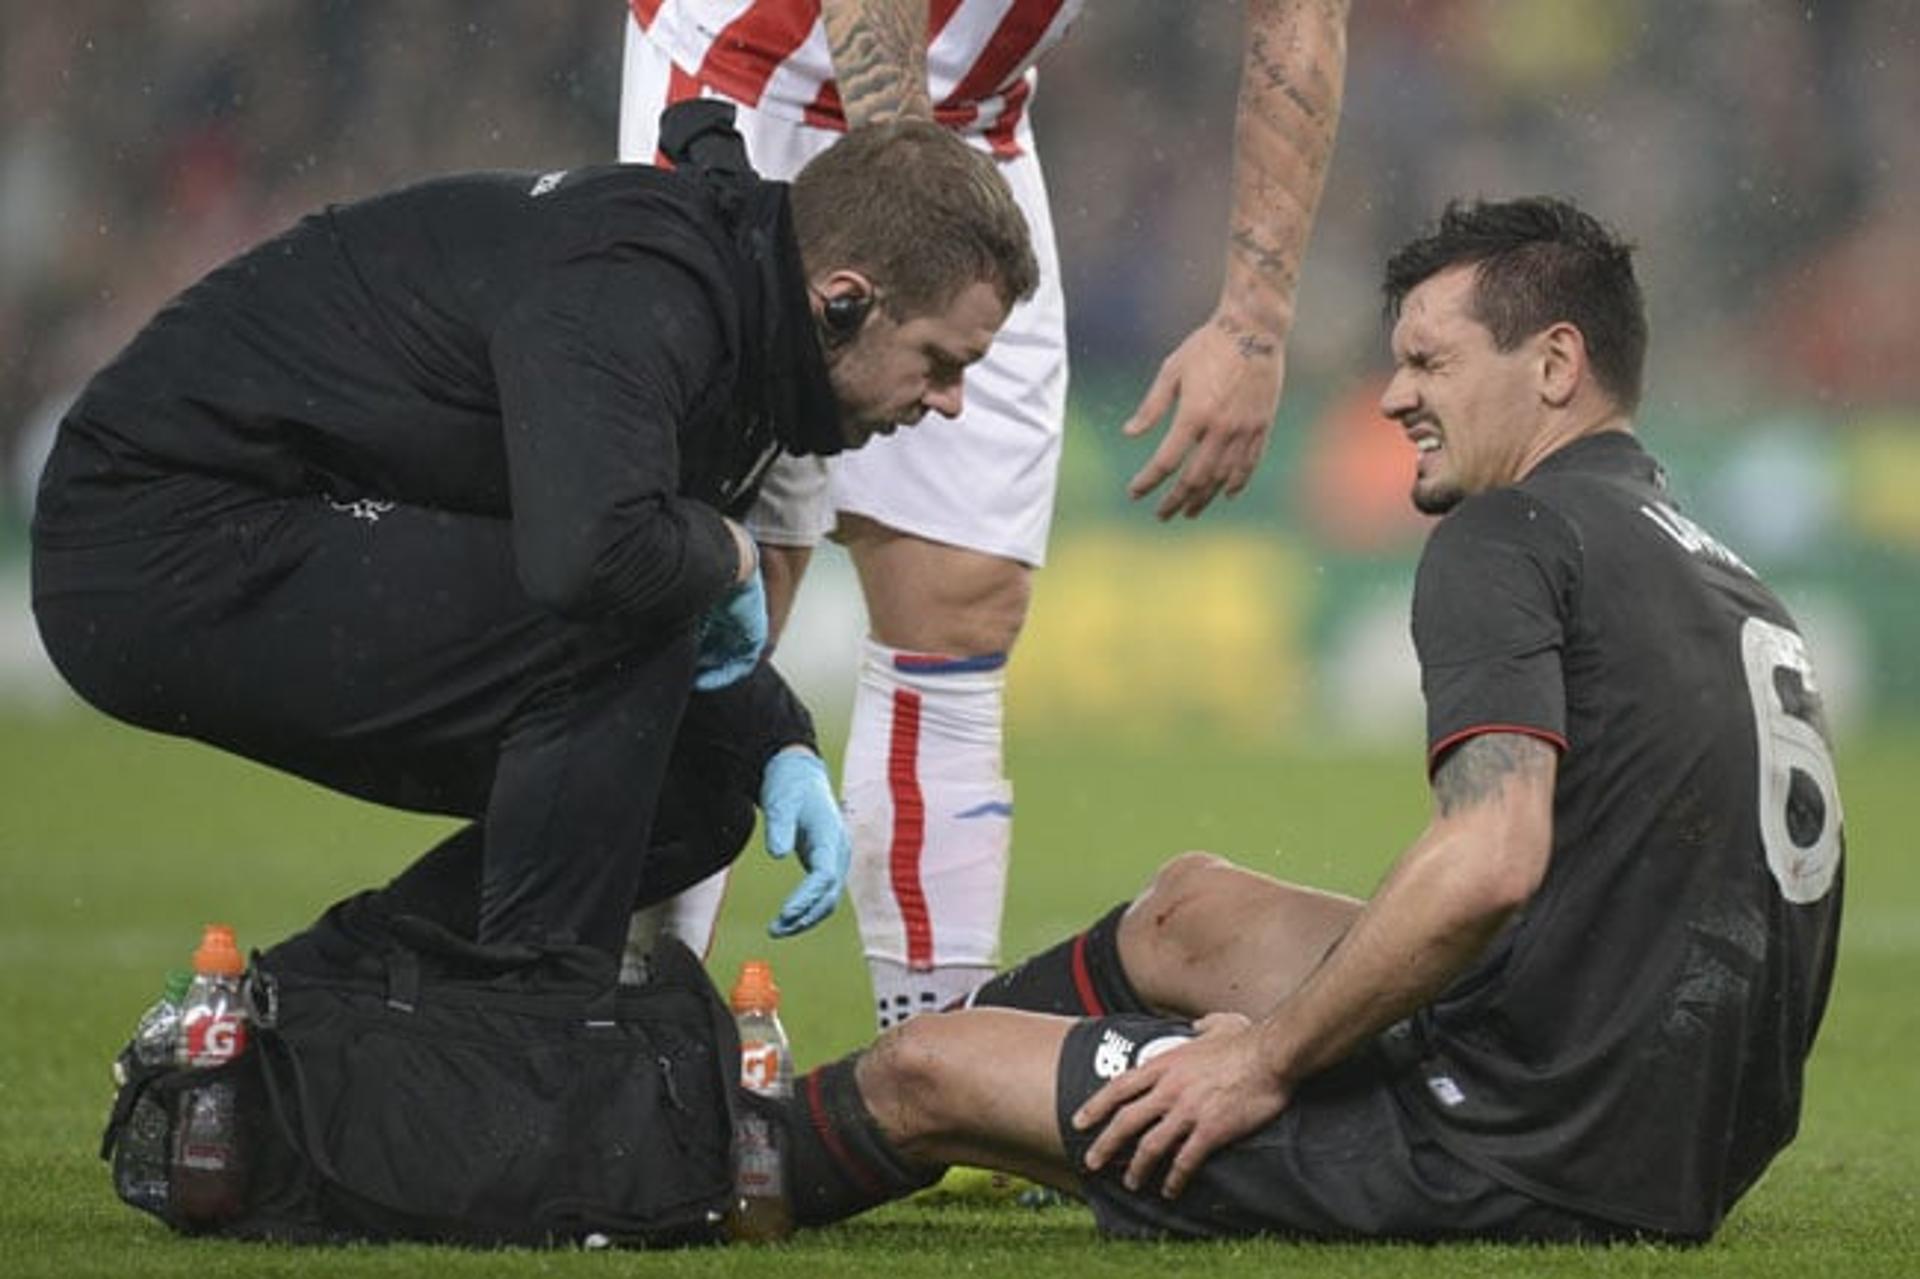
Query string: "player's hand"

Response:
xmin=1122 ymin=311 xmax=1286 ymax=520
xmin=759 ymin=747 xmax=851 ymax=937
xmin=1072 ymin=1012 xmax=1286 ymax=1200
xmin=692 ymin=571 xmax=768 ymax=691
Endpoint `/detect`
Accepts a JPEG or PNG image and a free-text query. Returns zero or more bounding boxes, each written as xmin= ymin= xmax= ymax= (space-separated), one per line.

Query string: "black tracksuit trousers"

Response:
xmin=32 ymin=486 xmax=756 ymax=955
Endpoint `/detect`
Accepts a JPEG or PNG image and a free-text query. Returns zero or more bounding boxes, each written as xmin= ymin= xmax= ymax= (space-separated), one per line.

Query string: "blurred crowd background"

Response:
xmin=3 ymin=1 xmax=1917 ymax=739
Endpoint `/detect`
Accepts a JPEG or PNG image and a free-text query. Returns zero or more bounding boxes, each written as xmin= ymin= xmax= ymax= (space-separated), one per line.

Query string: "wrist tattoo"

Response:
xmin=1228 ymin=224 xmax=1299 ymax=293
xmin=1212 ymin=312 xmax=1279 ymax=360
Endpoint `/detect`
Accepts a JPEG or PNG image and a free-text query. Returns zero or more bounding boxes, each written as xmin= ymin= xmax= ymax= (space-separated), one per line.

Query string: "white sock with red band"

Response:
xmin=842 ymin=637 xmax=1012 ymax=1031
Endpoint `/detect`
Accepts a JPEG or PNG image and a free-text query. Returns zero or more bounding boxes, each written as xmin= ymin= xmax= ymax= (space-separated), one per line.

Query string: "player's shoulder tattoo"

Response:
xmin=1433 ymin=732 xmax=1556 ymax=816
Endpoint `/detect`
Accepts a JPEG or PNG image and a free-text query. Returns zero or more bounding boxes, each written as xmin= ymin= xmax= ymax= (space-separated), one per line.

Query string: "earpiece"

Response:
xmin=821 ymin=290 xmax=872 ymax=342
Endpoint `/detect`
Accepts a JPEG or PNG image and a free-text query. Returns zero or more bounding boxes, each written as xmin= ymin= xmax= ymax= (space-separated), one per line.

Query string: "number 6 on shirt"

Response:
xmin=1740 ymin=616 xmax=1844 ymax=905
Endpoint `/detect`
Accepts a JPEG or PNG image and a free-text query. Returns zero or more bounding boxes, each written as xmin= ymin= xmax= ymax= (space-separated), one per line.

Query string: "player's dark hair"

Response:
xmin=790 ymin=120 xmax=1039 ymax=320
xmin=1384 ymin=197 xmax=1648 ymax=412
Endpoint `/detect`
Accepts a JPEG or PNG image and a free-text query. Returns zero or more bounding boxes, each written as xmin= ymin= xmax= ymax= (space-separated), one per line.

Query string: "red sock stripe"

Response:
xmin=1069 ymin=932 xmax=1106 ymax=1017
xmin=886 ymin=688 xmax=933 ymax=968
xmin=805 ymin=1068 xmax=887 ymax=1197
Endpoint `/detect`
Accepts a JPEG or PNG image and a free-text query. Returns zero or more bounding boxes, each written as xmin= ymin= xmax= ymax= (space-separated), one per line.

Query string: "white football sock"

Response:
xmin=620 ymin=866 xmax=731 ymax=983
xmin=869 ymin=957 xmax=996 ymax=1030
xmin=842 ymin=638 xmax=1012 ymax=1030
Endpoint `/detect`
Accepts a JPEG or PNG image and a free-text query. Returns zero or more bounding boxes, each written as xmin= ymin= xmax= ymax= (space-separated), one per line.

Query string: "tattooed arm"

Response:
xmin=1124 ymin=0 xmax=1350 ymax=520
xmin=821 ymin=0 xmax=932 ymax=126
xmin=1075 ymin=729 xmax=1556 ymax=1198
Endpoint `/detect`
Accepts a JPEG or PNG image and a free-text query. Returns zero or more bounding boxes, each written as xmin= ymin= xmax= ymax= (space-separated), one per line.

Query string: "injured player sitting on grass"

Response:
xmin=749 ymin=195 xmax=1844 ymax=1245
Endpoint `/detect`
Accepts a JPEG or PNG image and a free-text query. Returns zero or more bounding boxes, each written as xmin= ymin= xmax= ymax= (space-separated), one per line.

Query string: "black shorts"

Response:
xmin=1054 ymin=1016 xmax=1634 ymax=1243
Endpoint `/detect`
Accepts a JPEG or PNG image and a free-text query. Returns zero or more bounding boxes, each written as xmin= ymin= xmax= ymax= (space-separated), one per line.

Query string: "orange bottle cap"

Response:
xmin=192 ymin=923 xmax=244 ymax=977
xmin=730 ymin=959 xmax=780 ymax=1012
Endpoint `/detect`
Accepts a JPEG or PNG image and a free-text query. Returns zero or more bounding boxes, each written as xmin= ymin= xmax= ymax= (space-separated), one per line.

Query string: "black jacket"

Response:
xmin=36 ymin=102 xmax=830 ymax=770
xmin=37 ymin=104 xmax=842 ymax=635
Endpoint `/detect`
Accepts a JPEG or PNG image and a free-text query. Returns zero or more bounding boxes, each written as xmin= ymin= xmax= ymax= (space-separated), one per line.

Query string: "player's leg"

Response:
xmin=1119 ymin=853 xmax=1363 ymax=1016
xmin=970 ymin=852 xmax=1364 ymax=1020
xmin=833 ymin=138 xmax=1068 ymax=1028
xmin=775 ymin=1007 xmax=1079 ymax=1228
xmin=779 ymin=999 xmax=1625 ymax=1242
xmin=839 ymin=524 xmax=1029 ymax=1025
xmin=387 ymin=724 xmax=759 ymax=958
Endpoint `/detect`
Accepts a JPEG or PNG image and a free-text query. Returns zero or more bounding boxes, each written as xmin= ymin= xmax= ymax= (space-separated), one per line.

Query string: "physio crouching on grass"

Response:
xmin=30 ymin=101 xmax=1037 ymax=955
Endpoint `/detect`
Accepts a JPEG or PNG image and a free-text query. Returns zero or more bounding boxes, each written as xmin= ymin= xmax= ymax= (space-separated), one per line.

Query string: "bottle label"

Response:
xmin=183 ymin=1010 xmax=248 ymax=1067
xmin=177 ymin=1139 xmax=234 ymax=1172
xmin=734 ymin=1113 xmax=784 ymax=1197
xmin=740 ymin=1040 xmax=782 ymax=1094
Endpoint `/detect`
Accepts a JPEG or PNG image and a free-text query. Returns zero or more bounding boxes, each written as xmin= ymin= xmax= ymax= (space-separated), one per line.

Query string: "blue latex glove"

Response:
xmin=760 ymin=748 xmax=851 ymax=938
xmin=692 ymin=571 xmax=767 ymax=691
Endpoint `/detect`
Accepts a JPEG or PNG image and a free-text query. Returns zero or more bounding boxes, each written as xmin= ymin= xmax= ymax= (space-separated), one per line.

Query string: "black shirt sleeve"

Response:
xmin=1411 ymin=487 xmax=1582 ymax=772
xmin=678 ymin=660 xmax=819 ymax=800
xmin=491 ymin=251 xmax=740 ymax=631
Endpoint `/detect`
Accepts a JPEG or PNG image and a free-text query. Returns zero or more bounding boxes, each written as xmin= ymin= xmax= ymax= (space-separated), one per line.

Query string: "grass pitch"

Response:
xmin=1 ymin=707 xmax=1915 ymax=1277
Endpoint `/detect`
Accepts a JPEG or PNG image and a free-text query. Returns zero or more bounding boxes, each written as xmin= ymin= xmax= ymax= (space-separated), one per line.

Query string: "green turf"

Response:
xmin=1 ymin=705 xmax=1914 ymax=1276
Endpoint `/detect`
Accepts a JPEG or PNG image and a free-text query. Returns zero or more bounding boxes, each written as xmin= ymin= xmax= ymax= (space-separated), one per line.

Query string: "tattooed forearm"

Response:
xmin=1229 ymin=225 xmax=1300 ymax=293
xmin=1220 ymin=0 xmax=1350 ymax=332
xmin=822 ymin=0 xmax=932 ymax=126
xmin=1432 ymin=733 xmax=1557 ymax=817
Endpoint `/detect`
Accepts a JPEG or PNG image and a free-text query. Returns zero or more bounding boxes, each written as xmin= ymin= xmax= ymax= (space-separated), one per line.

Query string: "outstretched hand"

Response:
xmin=1072 ymin=1012 xmax=1287 ymax=1200
xmin=1123 ymin=313 xmax=1286 ymax=520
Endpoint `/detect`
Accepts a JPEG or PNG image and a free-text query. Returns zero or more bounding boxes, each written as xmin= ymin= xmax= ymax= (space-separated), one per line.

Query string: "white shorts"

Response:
xmin=619 ymin=23 xmax=1069 ymax=567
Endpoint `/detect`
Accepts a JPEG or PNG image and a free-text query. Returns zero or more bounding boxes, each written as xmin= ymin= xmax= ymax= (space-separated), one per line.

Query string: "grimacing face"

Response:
xmin=827 ymin=279 xmax=1007 ymax=448
xmin=1379 ymin=265 xmax=1548 ymax=515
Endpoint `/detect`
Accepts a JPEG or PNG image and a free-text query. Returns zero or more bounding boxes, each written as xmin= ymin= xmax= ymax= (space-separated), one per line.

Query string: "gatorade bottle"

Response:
xmin=171 ymin=924 xmax=249 ymax=1227
xmin=724 ymin=959 xmax=794 ymax=1243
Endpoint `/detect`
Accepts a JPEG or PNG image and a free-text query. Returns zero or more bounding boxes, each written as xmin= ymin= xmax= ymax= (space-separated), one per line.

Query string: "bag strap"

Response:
xmin=252 ymin=1028 xmax=354 ymax=1191
xmin=100 ymin=1056 xmax=172 ymax=1161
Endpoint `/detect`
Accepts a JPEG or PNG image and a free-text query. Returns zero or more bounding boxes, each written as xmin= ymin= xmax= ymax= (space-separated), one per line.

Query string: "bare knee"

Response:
xmin=1147 ymin=851 xmax=1237 ymax=900
xmin=855 ymin=1019 xmax=956 ymax=1155
xmin=1120 ymin=854 xmax=1364 ymax=1017
xmin=1118 ymin=852 xmax=1256 ymax=1007
xmin=1131 ymin=852 xmax=1239 ymax=941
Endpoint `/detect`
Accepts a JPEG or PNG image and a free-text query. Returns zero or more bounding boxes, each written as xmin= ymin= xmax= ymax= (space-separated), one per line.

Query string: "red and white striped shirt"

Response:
xmin=630 ymin=0 xmax=1085 ymax=157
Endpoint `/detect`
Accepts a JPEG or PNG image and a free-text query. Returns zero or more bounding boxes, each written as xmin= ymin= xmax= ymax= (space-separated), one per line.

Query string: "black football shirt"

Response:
xmin=1400 ymin=431 xmax=1844 ymax=1238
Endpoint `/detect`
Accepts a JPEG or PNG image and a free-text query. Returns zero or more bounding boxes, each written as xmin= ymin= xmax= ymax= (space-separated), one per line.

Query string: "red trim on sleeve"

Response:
xmin=1427 ymin=724 xmax=1569 ymax=776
